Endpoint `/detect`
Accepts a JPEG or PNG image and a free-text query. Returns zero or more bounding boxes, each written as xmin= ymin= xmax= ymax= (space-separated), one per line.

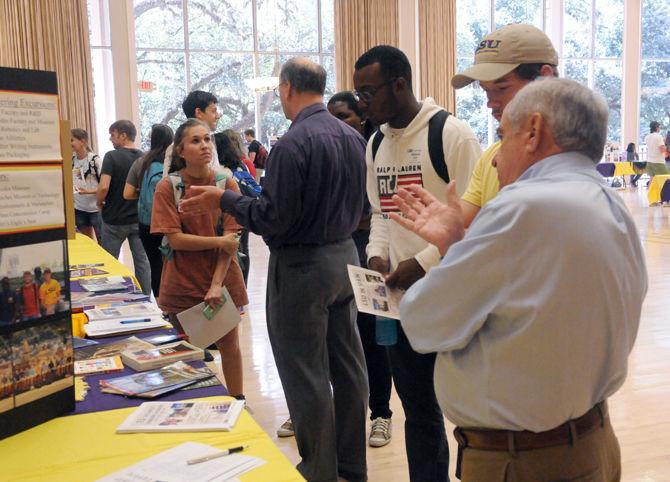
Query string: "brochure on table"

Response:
xmin=116 ymin=400 xmax=246 ymax=433
xmin=0 ymin=67 xmax=73 ymax=439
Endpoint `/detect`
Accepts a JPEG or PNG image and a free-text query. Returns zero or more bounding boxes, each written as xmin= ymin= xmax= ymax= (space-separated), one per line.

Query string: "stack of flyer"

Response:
xmin=83 ymin=302 xmax=168 ymax=337
xmin=121 ymin=341 xmax=204 ymax=371
xmin=116 ymin=400 xmax=246 ymax=433
xmin=100 ymin=361 xmax=212 ymax=398
xmin=97 ymin=441 xmax=264 ymax=482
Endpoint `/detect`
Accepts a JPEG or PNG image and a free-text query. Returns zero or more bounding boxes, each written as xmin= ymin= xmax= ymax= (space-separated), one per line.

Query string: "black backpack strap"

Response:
xmin=371 ymin=128 xmax=385 ymax=162
xmin=427 ymin=110 xmax=451 ymax=184
xmin=90 ymin=155 xmax=101 ymax=182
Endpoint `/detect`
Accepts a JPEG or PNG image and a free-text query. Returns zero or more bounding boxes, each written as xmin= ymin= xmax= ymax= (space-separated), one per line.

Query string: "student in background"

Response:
xmin=151 ymin=119 xmax=247 ymax=400
xmin=96 ymin=120 xmax=151 ymax=295
xmin=244 ymin=128 xmax=268 ymax=182
xmin=326 ymin=91 xmax=394 ymax=448
xmin=124 ymin=124 xmax=174 ymax=298
xmin=17 ymin=271 xmax=40 ymax=321
xmin=645 ymin=121 xmax=668 ymax=182
xmin=214 ymin=130 xmax=262 ymax=286
xmin=627 ymin=143 xmax=643 ymax=187
xmin=162 ymin=91 xmax=222 ymax=177
xmin=71 ymin=128 xmax=103 ymax=242
xmin=39 ymin=268 xmax=61 ymax=316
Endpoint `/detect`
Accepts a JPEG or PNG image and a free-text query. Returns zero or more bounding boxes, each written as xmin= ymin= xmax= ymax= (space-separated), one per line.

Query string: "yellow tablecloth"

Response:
xmin=67 ymin=234 xmax=141 ymax=337
xmin=613 ymin=162 xmax=636 ymax=176
xmin=648 ymin=175 xmax=670 ymax=204
xmin=0 ymin=396 xmax=304 ymax=481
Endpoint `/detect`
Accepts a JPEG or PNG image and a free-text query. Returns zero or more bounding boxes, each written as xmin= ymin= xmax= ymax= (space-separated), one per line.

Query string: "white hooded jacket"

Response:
xmin=365 ymin=99 xmax=481 ymax=272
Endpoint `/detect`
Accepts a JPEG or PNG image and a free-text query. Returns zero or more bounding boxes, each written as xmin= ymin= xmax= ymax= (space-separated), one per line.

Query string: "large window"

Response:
xmin=562 ymin=0 xmax=623 ymax=143
xmin=456 ymin=0 xmax=624 ymax=147
xmin=640 ymin=0 xmax=670 ymax=144
xmin=87 ymin=0 xmax=116 ymax=154
xmin=133 ymin=0 xmax=334 ymax=147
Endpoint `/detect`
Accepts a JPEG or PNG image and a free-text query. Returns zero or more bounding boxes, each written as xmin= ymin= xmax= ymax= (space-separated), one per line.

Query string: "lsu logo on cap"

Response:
xmin=476 ymin=39 xmax=501 ymax=54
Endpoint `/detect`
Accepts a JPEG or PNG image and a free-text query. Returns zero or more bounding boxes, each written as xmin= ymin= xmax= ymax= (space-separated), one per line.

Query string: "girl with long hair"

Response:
xmin=151 ymin=119 xmax=248 ymax=399
xmin=123 ymin=124 xmax=174 ymax=297
xmin=71 ymin=128 xmax=102 ymax=242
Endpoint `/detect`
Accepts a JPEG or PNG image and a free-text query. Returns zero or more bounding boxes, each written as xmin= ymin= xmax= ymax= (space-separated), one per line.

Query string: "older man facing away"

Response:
xmin=178 ymin=58 xmax=369 ymax=482
xmin=391 ymin=78 xmax=647 ymax=481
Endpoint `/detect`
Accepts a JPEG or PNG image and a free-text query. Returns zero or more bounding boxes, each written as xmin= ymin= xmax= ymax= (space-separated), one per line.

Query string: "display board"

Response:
xmin=0 ymin=67 xmax=74 ymax=439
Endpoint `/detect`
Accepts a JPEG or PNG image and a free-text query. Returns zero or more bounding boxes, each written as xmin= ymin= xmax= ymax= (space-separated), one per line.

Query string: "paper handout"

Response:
xmin=115 ymin=400 xmax=245 ymax=433
xmin=96 ymin=441 xmax=265 ymax=482
xmin=347 ymin=265 xmax=402 ymax=319
xmin=177 ymin=287 xmax=242 ymax=348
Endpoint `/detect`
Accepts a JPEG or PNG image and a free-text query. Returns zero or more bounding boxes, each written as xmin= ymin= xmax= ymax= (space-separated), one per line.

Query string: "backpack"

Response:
xmin=233 ymin=168 xmax=262 ymax=198
xmin=254 ymin=143 xmax=269 ymax=169
xmin=159 ymin=172 xmax=231 ymax=261
xmin=82 ymin=154 xmax=100 ymax=183
xmin=371 ymin=110 xmax=451 ymax=184
xmin=137 ymin=161 xmax=164 ymax=226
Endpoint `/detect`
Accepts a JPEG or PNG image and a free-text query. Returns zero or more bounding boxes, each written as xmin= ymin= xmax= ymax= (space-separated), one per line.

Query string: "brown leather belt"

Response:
xmin=453 ymin=402 xmax=607 ymax=478
xmin=454 ymin=401 xmax=607 ymax=451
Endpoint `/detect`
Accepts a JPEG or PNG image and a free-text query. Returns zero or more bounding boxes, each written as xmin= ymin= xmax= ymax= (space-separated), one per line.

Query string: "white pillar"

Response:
xmin=545 ymin=0 xmax=564 ymax=59
xmin=397 ymin=0 xmax=420 ymax=96
xmin=622 ymin=0 xmax=642 ymax=146
xmin=109 ymin=0 xmax=140 ymax=134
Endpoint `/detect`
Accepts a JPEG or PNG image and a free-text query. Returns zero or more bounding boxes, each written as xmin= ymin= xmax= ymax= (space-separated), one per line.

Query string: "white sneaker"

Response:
xmin=369 ymin=417 xmax=392 ymax=447
xmin=277 ymin=417 xmax=294 ymax=437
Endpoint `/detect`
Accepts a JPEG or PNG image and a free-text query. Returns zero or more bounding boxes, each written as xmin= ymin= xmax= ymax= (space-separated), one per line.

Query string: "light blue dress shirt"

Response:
xmin=400 ymin=152 xmax=648 ymax=431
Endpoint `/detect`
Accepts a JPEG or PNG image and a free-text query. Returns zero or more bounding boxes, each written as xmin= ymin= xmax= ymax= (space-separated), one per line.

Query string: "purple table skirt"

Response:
xmin=70 ymin=329 xmax=228 ymax=415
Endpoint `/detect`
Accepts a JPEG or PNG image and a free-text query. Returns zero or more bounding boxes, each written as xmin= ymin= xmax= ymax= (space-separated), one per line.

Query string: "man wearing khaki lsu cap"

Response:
xmin=454 ymin=23 xmax=559 ymax=228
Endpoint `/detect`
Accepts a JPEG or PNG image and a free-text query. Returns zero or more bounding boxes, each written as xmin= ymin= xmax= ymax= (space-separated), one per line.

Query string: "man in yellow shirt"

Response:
xmin=453 ymin=24 xmax=561 ymax=227
xmin=39 ymin=268 xmax=61 ymax=315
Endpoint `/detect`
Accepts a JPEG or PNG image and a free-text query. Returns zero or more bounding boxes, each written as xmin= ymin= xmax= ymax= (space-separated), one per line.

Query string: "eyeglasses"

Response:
xmin=273 ymin=82 xmax=286 ymax=98
xmin=353 ymin=79 xmax=395 ymax=103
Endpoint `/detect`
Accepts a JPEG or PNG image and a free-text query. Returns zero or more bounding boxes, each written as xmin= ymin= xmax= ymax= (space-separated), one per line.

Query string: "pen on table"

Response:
xmin=187 ymin=445 xmax=250 ymax=465
xmin=119 ymin=318 xmax=153 ymax=324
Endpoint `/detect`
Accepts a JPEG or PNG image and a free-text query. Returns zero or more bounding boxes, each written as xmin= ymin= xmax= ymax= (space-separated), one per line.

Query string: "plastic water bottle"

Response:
xmin=376 ymin=317 xmax=398 ymax=346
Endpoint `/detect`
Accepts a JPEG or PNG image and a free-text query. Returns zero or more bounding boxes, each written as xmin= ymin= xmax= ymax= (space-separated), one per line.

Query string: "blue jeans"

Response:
xmin=101 ymin=222 xmax=152 ymax=296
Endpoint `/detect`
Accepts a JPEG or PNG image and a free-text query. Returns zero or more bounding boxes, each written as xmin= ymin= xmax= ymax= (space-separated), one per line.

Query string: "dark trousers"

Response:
xmin=356 ymin=311 xmax=393 ymax=420
xmin=267 ymin=239 xmax=368 ymax=482
xmin=352 ymin=228 xmax=392 ymax=421
xmin=389 ymin=326 xmax=449 ymax=482
xmin=138 ymin=223 xmax=163 ymax=297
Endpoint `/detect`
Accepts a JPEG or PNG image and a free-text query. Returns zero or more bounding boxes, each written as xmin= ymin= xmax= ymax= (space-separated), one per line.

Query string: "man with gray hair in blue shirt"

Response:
xmin=390 ymin=78 xmax=647 ymax=481
xmin=181 ymin=57 xmax=369 ymax=482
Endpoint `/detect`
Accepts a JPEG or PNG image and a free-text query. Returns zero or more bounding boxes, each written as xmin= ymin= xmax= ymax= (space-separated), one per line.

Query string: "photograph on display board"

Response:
xmin=11 ymin=318 xmax=73 ymax=407
xmin=0 ymin=240 xmax=69 ymax=325
xmin=0 ymin=335 xmax=13 ymax=413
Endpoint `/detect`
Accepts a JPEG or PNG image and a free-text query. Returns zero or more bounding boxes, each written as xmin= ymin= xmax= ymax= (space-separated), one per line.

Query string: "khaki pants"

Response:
xmin=460 ymin=417 xmax=621 ymax=482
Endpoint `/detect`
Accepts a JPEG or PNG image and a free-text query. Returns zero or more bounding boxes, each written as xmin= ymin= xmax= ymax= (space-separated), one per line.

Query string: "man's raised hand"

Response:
xmin=179 ymin=185 xmax=225 ymax=214
xmin=389 ymin=181 xmax=465 ymax=256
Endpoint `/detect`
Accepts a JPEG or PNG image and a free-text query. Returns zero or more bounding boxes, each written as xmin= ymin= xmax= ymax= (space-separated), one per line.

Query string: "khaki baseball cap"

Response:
xmin=451 ymin=24 xmax=558 ymax=89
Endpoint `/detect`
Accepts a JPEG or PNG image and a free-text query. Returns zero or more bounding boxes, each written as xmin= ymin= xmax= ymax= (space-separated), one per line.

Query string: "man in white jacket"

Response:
xmin=353 ymin=45 xmax=481 ymax=482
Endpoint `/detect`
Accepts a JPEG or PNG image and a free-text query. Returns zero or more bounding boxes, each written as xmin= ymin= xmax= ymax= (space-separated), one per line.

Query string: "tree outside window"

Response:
xmin=133 ymin=0 xmax=335 ymax=148
xmin=640 ymin=0 xmax=670 ymax=145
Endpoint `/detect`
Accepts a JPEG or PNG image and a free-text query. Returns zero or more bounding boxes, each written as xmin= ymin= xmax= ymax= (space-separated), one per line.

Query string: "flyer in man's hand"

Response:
xmin=347 ymin=265 xmax=402 ymax=319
